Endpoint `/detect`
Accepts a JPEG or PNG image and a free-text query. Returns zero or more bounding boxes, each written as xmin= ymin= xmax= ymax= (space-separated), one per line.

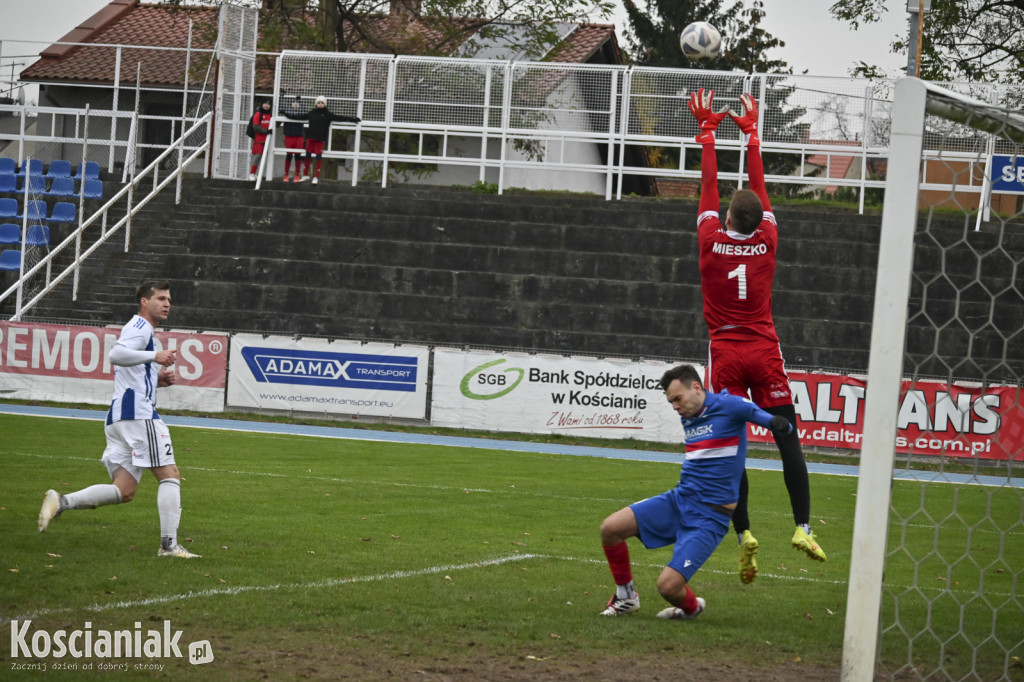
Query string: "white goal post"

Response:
xmin=842 ymin=77 xmax=1024 ymax=681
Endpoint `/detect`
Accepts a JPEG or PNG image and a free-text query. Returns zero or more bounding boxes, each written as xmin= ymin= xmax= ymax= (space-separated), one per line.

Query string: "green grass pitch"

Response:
xmin=0 ymin=413 xmax=1018 ymax=679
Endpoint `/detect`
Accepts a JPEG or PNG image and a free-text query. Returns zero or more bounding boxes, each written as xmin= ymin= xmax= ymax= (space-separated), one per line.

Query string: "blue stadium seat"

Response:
xmin=16 ymin=159 xmax=43 ymax=177
xmin=19 ymin=200 xmax=48 ymax=222
xmin=25 ymin=225 xmax=49 ymax=247
xmin=81 ymin=179 xmax=103 ymax=199
xmin=47 ymin=177 xmax=75 ymax=197
xmin=0 ymin=249 xmax=21 ymax=271
xmin=0 ymin=223 xmax=20 ymax=245
xmin=0 ymin=198 xmax=17 ymax=219
xmin=46 ymin=202 xmax=76 ymax=223
xmin=73 ymin=162 xmax=100 ymax=180
xmin=18 ymin=175 xmax=47 ymax=195
xmin=0 ymin=173 xmax=15 ymax=193
xmin=45 ymin=160 xmax=72 ymax=179
xmin=0 ymin=158 xmax=16 ymax=174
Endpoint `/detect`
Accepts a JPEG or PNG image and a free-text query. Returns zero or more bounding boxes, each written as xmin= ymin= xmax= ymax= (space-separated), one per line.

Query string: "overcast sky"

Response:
xmin=2 ymin=0 xmax=913 ymax=90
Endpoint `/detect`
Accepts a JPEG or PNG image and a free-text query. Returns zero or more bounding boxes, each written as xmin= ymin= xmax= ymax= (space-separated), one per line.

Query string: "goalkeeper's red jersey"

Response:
xmin=697 ymin=210 xmax=780 ymax=343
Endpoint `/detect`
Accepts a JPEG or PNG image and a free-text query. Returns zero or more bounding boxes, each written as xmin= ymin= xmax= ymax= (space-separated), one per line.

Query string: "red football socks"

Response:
xmin=602 ymin=541 xmax=633 ymax=586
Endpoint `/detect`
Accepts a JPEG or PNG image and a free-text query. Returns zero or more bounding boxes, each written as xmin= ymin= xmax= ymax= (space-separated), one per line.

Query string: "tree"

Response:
xmin=621 ymin=0 xmax=807 ymax=191
xmin=183 ymin=0 xmax=614 ymax=58
xmin=831 ymin=0 xmax=1024 ymax=83
xmin=622 ymin=0 xmax=787 ymax=73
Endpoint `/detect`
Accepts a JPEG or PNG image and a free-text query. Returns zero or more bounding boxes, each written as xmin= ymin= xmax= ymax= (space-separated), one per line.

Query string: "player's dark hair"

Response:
xmin=136 ymin=280 xmax=170 ymax=305
xmin=659 ymin=364 xmax=703 ymax=392
xmin=729 ymin=189 xmax=765 ymax=235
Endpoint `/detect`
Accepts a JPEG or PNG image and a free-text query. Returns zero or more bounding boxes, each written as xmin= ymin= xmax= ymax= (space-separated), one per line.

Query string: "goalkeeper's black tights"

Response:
xmin=731 ymin=403 xmax=811 ymax=534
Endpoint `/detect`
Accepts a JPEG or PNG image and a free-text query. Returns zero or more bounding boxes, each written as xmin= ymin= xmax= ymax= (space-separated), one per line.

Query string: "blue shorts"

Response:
xmin=630 ymin=486 xmax=731 ymax=581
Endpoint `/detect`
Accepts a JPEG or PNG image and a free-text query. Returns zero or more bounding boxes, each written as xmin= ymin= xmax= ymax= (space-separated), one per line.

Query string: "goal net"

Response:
xmin=842 ymin=78 xmax=1024 ymax=681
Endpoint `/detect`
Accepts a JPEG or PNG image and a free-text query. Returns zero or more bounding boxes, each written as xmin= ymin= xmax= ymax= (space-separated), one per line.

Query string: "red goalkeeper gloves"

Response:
xmin=688 ymin=88 xmax=728 ymax=145
xmin=728 ymin=92 xmax=761 ymax=147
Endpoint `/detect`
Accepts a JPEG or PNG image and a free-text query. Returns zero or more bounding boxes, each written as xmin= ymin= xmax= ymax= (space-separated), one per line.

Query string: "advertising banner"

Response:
xmin=990 ymin=154 xmax=1024 ymax=193
xmin=431 ymin=348 xmax=692 ymax=443
xmin=746 ymin=371 xmax=1023 ymax=460
xmin=227 ymin=334 xmax=429 ymax=419
xmin=0 ymin=321 xmax=227 ymax=412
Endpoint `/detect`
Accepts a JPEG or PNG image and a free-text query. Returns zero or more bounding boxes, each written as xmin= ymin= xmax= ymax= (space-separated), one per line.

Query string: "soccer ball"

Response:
xmin=679 ymin=22 xmax=722 ymax=61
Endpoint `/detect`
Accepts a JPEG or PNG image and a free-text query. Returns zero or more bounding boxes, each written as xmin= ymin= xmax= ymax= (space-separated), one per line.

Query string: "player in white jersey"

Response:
xmin=37 ymin=280 xmax=200 ymax=558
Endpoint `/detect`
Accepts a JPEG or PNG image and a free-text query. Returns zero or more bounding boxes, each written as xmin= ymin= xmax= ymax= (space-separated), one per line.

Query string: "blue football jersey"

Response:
xmin=676 ymin=390 xmax=775 ymax=505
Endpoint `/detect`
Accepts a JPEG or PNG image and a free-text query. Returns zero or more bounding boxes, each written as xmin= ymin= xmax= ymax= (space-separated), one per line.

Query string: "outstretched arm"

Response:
xmin=330 ymin=112 xmax=361 ymax=124
xmin=688 ymin=88 xmax=727 ymax=216
xmin=729 ymin=93 xmax=771 ymax=212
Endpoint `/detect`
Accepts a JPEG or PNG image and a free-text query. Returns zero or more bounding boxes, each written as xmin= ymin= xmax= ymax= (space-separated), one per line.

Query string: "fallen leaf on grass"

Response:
xmin=445 ymin=575 xmax=452 ymax=581
xmin=361 ymin=537 xmax=372 ymax=542
xmin=512 ymin=541 xmax=526 ymax=546
xmin=46 ymin=553 xmax=61 ymax=558
xmin=8 ymin=568 xmax=18 ymax=573
xmin=549 ymin=633 xmax=561 ymax=640
xmin=525 ymin=655 xmax=552 ymax=661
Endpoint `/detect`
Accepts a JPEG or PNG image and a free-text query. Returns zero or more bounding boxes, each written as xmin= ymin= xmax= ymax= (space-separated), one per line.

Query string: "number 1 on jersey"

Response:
xmin=728 ymin=264 xmax=748 ymax=300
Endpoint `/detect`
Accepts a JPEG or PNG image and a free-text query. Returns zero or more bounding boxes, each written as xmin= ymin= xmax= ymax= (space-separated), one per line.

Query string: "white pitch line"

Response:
xmin=6 ymin=550 xmax=1015 ymax=627
xmin=3 ymin=553 xmax=542 ymax=626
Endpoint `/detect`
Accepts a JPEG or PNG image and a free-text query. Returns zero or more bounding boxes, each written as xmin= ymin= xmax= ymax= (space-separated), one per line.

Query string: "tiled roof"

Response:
xmin=545 ymin=24 xmax=619 ymax=65
xmin=20 ymin=1 xmax=618 ymax=89
xmin=21 ymin=3 xmax=218 ymax=87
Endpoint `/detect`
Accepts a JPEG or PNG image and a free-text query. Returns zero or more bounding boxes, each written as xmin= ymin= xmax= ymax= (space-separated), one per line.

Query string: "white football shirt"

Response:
xmin=106 ymin=314 xmax=160 ymax=424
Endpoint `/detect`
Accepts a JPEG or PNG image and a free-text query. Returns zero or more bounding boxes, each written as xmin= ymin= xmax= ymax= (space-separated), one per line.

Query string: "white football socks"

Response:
xmin=63 ymin=484 xmax=122 ymax=510
xmin=158 ymin=478 xmax=182 ymax=549
xmin=616 ymin=581 xmax=636 ymax=599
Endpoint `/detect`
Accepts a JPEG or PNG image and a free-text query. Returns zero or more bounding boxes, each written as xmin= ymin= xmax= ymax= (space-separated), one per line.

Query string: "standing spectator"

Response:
xmin=280 ymin=95 xmax=360 ymax=185
xmin=598 ymin=364 xmax=792 ymax=619
xmin=688 ymin=88 xmax=826 ymax=585
xmin=280 ymin=95 xmax=307 ymax=183
xmin=38 ymin=280 xmax=199 ymax=559
xmin=248 ymin=98 xmax=273 ymax=181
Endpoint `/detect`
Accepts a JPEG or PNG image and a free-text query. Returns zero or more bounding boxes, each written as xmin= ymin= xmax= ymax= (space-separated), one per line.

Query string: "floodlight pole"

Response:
xmin=906 ymin=0 xmax=930 ymax=77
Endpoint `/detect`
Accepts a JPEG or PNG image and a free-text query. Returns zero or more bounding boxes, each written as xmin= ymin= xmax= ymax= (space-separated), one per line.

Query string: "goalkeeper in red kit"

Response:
xmin=688 ymin=88 xmax=827 ymax=583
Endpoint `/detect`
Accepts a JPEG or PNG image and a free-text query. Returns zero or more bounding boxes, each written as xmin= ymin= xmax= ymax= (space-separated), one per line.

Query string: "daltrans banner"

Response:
xmin=227 ymin=334 xmax=429 ymax=419
xmin=0 ymin=321 xmax=227 ymax=412
xmin=430 ymin=348 xmax=690 ymax=443
xmin=746 ymin=371 xmax=1023 ymax=460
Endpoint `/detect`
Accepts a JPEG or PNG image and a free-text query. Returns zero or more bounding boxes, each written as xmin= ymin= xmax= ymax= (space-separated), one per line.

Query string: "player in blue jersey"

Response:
xmin=38 ymin=281 xmax=200 ymax=558
xmin=599 ymin=364 xmax=791 ymax=619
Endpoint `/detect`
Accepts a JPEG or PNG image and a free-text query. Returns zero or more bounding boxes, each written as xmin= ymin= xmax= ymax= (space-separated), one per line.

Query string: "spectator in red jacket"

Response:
xmin=248 ymin=99 xmax=273 ymax=181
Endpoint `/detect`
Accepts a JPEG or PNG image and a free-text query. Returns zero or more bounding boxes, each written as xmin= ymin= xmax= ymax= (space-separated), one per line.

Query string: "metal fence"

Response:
xmin=259 ymin=51 xmax=1024 ymax=210
xmin=4 ymin=35 xmax=1024 ymax=209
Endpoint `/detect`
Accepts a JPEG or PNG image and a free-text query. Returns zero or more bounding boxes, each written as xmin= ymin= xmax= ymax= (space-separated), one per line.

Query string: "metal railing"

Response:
xmin=255 ymin=52 xmax=1024 ymax=209
xmin=0 ymin=112 xmax=212 ymax=319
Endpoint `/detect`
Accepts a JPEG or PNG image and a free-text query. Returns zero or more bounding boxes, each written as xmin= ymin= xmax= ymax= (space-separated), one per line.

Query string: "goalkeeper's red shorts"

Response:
xmin=707 ymin=335 xmax=793 ymax=409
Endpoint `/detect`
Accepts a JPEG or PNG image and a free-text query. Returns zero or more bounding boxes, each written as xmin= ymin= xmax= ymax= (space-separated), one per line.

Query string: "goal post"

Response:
xmin=842 ymin=77 xmax=1024 ymax=681
xmin=842 ymin=77 xmax=927 ymax=681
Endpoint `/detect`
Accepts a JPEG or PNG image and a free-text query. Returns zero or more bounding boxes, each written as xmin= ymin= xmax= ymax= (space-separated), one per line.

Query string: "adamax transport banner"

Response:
xmin=431 ymin=349 xmax=691 ymax=443
xmin=746 ymin=371 xmax=1023 ymax=460
xmin=227 ymin=334 xmax=429 ymax=419
xmin=0 ymin=321 xmax=227 ymax=412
